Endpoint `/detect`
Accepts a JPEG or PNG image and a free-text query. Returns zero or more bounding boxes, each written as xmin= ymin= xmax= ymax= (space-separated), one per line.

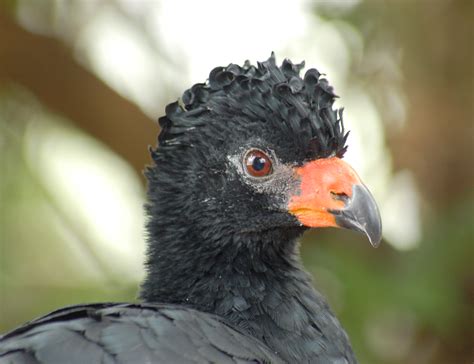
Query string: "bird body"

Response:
xmin=0 ymin=54 xmax=381 ymax=363
xmin=0 ymin=303 xmax=283 ymax=363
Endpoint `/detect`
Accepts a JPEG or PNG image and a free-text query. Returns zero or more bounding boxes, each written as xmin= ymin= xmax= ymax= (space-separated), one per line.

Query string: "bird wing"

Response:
xmin=0 ymin=303 xmax=283 ymax=364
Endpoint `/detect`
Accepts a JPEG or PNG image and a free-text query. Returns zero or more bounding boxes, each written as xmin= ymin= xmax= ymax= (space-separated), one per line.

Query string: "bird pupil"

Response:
xmin=253 ymin=157 xmax=266 ymax=171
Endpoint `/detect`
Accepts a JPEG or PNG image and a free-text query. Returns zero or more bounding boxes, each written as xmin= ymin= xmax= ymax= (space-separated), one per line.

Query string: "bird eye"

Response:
xmin=244 ymin=149 xmax=273 ymax=177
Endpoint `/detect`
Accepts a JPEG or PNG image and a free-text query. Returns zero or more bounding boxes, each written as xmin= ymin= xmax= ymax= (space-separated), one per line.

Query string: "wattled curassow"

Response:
xmin=0 ymin=54 xmax=382 ymax=364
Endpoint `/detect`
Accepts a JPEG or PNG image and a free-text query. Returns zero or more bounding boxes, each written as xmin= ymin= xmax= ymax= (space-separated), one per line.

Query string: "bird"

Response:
xmin=0 ymin=54 xmax=382 ymax=363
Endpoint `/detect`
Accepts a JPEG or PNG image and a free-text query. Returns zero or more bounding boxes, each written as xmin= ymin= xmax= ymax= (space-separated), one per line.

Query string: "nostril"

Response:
xmin=331 ymin=191 xmax=350 ymax=204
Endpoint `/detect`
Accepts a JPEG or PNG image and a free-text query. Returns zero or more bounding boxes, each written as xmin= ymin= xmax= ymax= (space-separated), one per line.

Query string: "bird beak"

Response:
xmin=288 ymin=157 xmax=382 ymax=247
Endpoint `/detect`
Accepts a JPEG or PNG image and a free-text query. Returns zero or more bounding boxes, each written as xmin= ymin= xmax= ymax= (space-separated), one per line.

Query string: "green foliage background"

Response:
xmin=0 ymin=1 xmax=472 ymax=363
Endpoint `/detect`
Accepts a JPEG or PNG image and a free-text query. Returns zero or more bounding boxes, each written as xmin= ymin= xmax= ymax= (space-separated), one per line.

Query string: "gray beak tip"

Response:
xmin=332 ymin=184 xmax=383 ymax=248
xmin=368 ymin=233 xmax=382 ymax=248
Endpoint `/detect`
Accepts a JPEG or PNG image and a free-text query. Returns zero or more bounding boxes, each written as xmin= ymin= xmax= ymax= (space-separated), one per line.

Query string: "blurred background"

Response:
xmin=0 ymin=0 xmax=472 ymax=363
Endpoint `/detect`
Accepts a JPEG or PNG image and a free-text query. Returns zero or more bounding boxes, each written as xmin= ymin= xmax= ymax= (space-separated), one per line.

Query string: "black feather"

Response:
xmin=0 ymin=304 xmax=281 ymax=364
xmin=156 ymin=54 xmax=348 ymax=160
xmin=1 ymin=55 xmax=359 ymax=364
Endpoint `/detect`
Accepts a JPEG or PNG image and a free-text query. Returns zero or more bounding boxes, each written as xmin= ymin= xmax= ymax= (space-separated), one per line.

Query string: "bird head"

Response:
xmin=146 ymin=54 xmax=382 ymax=249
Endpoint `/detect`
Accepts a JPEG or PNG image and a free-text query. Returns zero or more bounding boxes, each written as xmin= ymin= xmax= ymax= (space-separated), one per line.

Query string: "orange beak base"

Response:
xmin=288 ymin=157 xmax=382 ymax=247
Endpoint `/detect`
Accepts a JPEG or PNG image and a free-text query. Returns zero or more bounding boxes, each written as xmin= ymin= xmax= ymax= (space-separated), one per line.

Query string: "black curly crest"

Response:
xmin=157 ymin=53 xmax=348 ymax=159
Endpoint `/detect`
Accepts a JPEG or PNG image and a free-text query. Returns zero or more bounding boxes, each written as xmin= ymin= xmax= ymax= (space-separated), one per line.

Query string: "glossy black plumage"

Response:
xmin=0 ymin=304 xmax=282 ymax=363
xmin=1 ymin=54 xmax=362 ymax=363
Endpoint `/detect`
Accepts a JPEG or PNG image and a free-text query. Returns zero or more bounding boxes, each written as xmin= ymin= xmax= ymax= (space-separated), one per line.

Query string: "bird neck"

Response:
xmin=140 ymin=226 xmax=308 ymax=309
xmin=140 ymin=226 xmax=355 ymax=362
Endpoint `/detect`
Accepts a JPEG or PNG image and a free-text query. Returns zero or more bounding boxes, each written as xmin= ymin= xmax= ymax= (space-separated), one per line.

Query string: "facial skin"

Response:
xmin=228 ymin=142 xmax=381 ymax=246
